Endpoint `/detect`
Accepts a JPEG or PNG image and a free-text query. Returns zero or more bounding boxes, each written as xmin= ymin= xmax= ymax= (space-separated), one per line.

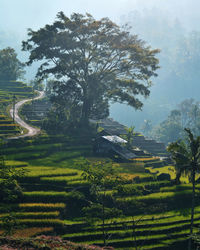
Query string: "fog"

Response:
xmin=1 ymin=0 xmax=200 ymax=130
xmin=1 ymin=0 xmax=200 ymax=43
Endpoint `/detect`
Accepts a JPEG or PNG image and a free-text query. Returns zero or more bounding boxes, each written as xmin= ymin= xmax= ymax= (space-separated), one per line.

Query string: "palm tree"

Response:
xmin=125 ymin=126 xmax=135 ymax=150
xmin=167 ymin=128 xmax=200 ymax=250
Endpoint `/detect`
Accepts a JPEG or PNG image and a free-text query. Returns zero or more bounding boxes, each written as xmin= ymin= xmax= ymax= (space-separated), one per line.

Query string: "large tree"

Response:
xmin=0 ymin=47 xmax=25 ymax=81
xmin=22 ymin=12 xmax=159 ymax=123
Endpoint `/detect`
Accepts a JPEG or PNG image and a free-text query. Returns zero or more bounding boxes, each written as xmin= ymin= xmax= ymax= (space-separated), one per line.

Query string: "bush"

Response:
xmin=157 ymin=173 xmax=171 ymax=181
xmin=116 ymin=184 xmax=144 ymax=196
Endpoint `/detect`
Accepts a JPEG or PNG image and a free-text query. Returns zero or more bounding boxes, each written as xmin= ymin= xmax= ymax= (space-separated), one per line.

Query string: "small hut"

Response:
xmin=94 ymin=135 xmax=137 ymax=161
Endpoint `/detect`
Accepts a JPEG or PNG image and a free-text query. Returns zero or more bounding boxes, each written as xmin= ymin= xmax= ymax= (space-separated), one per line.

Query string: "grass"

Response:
xmin=132 ymin=157 xmax=160 ymax=162
xmin=18 ymin=203 xmax=66 ymax=212
xmin=40 ymin=175 xmax=83 ymax=183
xmin=26 ymin=166 xmax=81 ymax=177
xmin=0 ymin=227 xmax=54 ymax=237
xmin=147 ymin=165 xmax=175 ymax=173
xmin=1 ymin=131 xmax=198 ymax=249
xmin=23 ymin=191 xmax=69 ymax=202
xmin=114 ymin=162 xmax=145 ymax=174
xmin=0 ymin=211 xmax=60 ymax=219
xmin=9 ymin=219 xmax=65 ymax=227
xmin=147 ymin=165 xmax=200 ymax=184
xmin=13 ymin=227 xmax=54 ymax=237
xmin=5 ymin=160 xmax=28 ymax=167
xmin=117 ymin=189 xmax=196 ymax=202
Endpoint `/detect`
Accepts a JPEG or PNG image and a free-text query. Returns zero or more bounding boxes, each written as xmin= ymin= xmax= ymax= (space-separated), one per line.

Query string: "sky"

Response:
xmin=0 ymin=0 xmax=129 ymax=32
xmin=1 ymin=0 xmax=200 ymax=48
xmin=1 ymin=0 xmax=200 ymax=80
xmin=1 ymin=0 xmax=200 ymax=82
xmin=1 ymin=0 xmax=200 ymax=128
xmin=1 ymin=0 xmax=200 ymax=35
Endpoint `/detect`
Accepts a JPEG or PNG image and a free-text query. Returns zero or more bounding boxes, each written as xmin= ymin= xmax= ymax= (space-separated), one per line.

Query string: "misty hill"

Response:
xmin=111 ymin=7 xmax=200 ymax=130
xmin=1 ymin=1 xmax=200 ymax=130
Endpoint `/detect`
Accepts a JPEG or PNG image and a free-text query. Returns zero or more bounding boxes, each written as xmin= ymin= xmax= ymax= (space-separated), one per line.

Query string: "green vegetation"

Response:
xmin=0 ymin=47 xmax=25 ymax=81
xmin=0 ymin=84 xmax=197 ymax=248
xmin=167 ymin=128 xmax=200 ymax=250
xmin=0 ymin=13 xmax=199 ymax=250
xmin=150 ymin=99 xmax=200 ymax=144
xmin=0 ymin=80 xmax=34 ymax=137
xmin=0 ymin=131 xmax=198 ymax=249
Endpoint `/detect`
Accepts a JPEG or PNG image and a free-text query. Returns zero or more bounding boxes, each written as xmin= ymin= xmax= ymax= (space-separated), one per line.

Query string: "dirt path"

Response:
xmin=9 ymin=91 xmax=45 ymax=139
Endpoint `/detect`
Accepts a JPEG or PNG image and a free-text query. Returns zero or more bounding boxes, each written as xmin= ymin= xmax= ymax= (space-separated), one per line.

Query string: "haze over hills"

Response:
xmin=1 ymin=0 xmax=200 ymax=129
xmin=1 ymin=3 xmax=200 ymax=248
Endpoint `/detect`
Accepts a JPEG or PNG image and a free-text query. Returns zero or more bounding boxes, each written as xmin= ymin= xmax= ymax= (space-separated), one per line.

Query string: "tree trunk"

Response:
xmin=175 ymin=170 xmax=181 ymax=185
xmin=81 ymin=97 xmax=90 ymax=125
xmin=102 ymin=192 xmax=106 ymax=246
xmin=188 ymin=168 xmax=196 ymax=250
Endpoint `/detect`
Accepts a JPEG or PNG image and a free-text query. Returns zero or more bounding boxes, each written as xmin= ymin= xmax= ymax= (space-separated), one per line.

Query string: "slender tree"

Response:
xmin=22 ymin=12 xmax=159 ymax=124
xmin=81 ymin=160 xmax=122 ymax=246
xmin=167 ymin=128 xmax=200 ymax=250
xmin=125 ymin=126 xmax=135 ymax=149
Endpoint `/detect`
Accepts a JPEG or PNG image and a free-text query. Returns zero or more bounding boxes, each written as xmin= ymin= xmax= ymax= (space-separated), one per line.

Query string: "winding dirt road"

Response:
xmin=9 ymin=91 xmax=45 ymax=139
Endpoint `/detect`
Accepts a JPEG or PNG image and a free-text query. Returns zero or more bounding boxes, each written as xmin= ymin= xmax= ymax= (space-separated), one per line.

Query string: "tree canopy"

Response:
xmin=0 ymin=47 xmax=25 ymax=81
xmin=151 ymin=99 xmax=200 ymax=144
xmin=22 ymin=12 xmax=159 ymax=123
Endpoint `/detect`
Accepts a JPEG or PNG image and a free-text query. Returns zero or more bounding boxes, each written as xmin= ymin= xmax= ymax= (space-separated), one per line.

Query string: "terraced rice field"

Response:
xmin=0 ymin=80 xmax=34 ymax=137
xmin=0 ymin=134 xmax=198 ymax=249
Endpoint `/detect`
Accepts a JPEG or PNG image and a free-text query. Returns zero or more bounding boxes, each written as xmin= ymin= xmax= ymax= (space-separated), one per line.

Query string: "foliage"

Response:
xmin=82 ymin=203 xmax=122 ymax=223
xmin=167 ymin=129 xmax=200 ymax=184
xmin=0 ymin=47 xmax=25 ymax=81
xmin=0 ymin=144 xmax=26 ymax=235
xmin=3 ymin=133 xmax=200 ymax=248
xmin=151 ymin=99 xmax=200 ymax=144
xmin=82 ymin=161 xmax=114 ymax=187
xmin=0 ymin=157 xmax=25 ymax=203
xmin=116 ymin=183 xmax=144 ymax=196
xmin=177 ymin=99 xmax=200 ymax=136
xmin=81 ymin=160 xmax=123 ymax=245
xmin=29 ymin=78 xmax=44 ymax=90
xmin=0 ymin=140 xmax=27 ymax=235
xmin=167 ymin=128 xmax=200 ymax=250
xmin=42 ymin=103 xmax=80 ymax=133
xmin=22 ymin=12 xmax=159 ymax=124
xmin=151 ymin=110 xmax=183 ymax=144
xmin=0 ymin=235 xmax=105 ymax=250
xmin=1 ymin=212 xmax=19 ymax=236
xmin=124 ymin=126 xmax=135 ymax=149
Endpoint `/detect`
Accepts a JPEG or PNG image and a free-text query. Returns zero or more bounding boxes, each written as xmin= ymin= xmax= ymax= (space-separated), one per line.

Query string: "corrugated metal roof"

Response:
xmin=113 ymin=144 xmax=138 ymax=159
xmin=102 ymin=135 xmax=127 ymax=144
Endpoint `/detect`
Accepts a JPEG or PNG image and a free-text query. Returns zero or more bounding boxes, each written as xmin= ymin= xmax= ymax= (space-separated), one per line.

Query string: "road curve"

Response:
xmin=9 ymin=91 xmax=45 ymax=139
